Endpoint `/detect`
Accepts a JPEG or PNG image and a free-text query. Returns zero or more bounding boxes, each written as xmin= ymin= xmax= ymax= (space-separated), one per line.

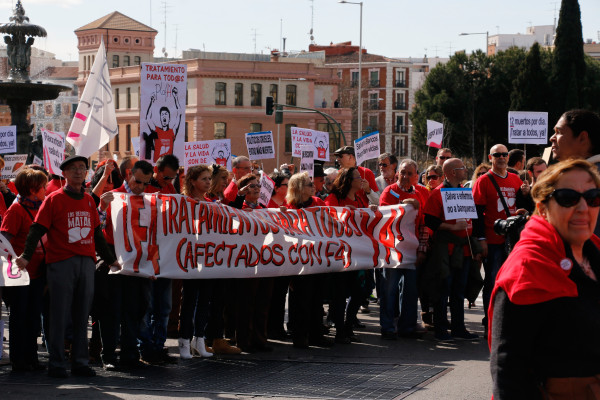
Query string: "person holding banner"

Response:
xmin=333 ymin=146 xmax=380 ymax=206
xmin=284 ymin=172 xmax=332 ymax=348
xmin=15 ymin=155 xmax=119 ymax=378
xmin=223 ymin=156 xmax=252 ymax=204
xmin=266 ymin=172 xmax=289 ymax=208
xmin=325 ymin=167 xmax=374 ymax=344
xmin=206 ymin=164 xmax=230 ymax=203
xmin=489 ymin=159 xmax=600 ymax=399
xmin=423 ymin=158 xmax=480 ymax=341
xmin=1 ymin=167 xmax=48 ymax=372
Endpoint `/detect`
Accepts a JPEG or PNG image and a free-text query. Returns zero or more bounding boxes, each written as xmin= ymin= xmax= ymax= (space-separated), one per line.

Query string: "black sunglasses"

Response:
xmin=378 ymin=163 xmax=389 ymax=168
xmin=491 ymin=152 xmax=509 ymax=158
xmin=547 ymin=188 xmax=600 ymax=208
xmin=438 ymin=156 xmax=451 ymax=160
xmin=427 ymin=175 xmax=439 ymax=180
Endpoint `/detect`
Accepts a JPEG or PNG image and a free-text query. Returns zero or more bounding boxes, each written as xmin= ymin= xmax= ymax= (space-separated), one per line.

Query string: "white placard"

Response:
xmin=41 ymin=129 xmax=66 ymax=177
xmin=183 ymin=139 xmax=232 ymax=172
xmin=291 ymin=127 xmax=329 ymax=161
xmin=258 ymin=172 xmax=275 ymax=207
xmin=1 ymin=154 xmax=27 ymax=180
xmin=441 ymin=188 xmax=478 ymax=220
xmin=300 ymin=145 xmax=315 ymax=178
xmin=0 ymin=234 xmax=28 ymax=287
xmin=33 ymin=155 xmax=43 ymax=166
xmin=508 ymin=111 xmax=548 ymax=144
xmin=140 ymin=63 xmax=187 ymax=164
xmin=131 ymin=137 xmax=140 ymax=158
xmin=426 ymin=120 xmax=443 ymax=148
xmin=245 ymin=131 xmax=275 ymax=161
xmin=354 ymin=131 xmax=380 ymax=166
xmin=0 ymin=126 xmax=17 ymax=154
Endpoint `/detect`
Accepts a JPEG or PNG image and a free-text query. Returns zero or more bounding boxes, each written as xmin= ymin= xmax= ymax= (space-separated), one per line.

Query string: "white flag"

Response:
xmin=66 ymin=39 xmax=118 ymax=158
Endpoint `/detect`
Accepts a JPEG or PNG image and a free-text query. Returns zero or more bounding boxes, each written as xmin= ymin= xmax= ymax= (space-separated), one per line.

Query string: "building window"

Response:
xmin=369 ymin=92 xmax=378 ymax=110
xmin=115 ymin=88 xmax=119 ymax=109
xmin=286 ymin=85 xmax=297 ymax=106
xmin=285 ymin=124 xmax=297 ymax=153
xmin=351 ymin=71 xmax=359 ymax=87
xmin=235 ymin=83 xmax=243 ymax=106
xmin=123 ymin=56 xmax=130 ymax=66
xmin=369 ymin=70 xmax=379 ymax=87
xmin=126 ymin=125 xmax=131 ymax=151
xmin=126 ymin=87 xmax=131 ymax=109
xmin=368 ymin=115 xmax=378 ymax=132
xmin=71 ymin=103 xmax=77 ymax=117
xmin=214 ymin=122 xmax=226 ymax=139
xmin=114 ymin=128 xmax=120 ymax=152
xmin=269 ymin=84 xmax=278 ymax=103
xmin=395 ymin=70 xmax=406 ymax=87
xmin=185 ymin=122 xmax=190 ymax=142
xmin=251 ymin=84 xmax=262 ymax=106
xmin=215 ymin=82 xmax=226 ymax=105
xmin=112 ymin=55 xmax=119 ymax=68
xmin=55 ymin=104 xmax=62 ymax=116
xmin=250 ymin=123 xmax=262 ymax=133
xmin=134 ymin=56 xmax=141 ymax=65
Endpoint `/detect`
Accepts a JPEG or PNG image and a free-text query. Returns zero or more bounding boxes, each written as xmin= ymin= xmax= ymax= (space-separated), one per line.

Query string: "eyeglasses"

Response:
xmin=134 ymin=179 xmax=151 ymax=186
xmin=438 ymin=156 xmax=451 ymax=160
xmin=427 ymin=175 xmax=439 ymax=180
xmin=453 ymin=166 xmax=466 ymax=171
xmin=378 ymin=163 xmax=389 ymax=168
xmin=547 ymin=188 xmax=600 ymax=208
xmin=491 ymin=152 xmax=509 ymax=158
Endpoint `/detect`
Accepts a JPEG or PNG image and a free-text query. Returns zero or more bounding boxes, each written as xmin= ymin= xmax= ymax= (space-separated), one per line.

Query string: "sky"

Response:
xmin=0 ymin=0 xmax=598 ymax=62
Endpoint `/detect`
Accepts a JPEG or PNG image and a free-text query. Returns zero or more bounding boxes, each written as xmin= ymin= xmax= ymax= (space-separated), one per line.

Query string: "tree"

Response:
xmin=510 ymin=43 xmax=551 ymax=112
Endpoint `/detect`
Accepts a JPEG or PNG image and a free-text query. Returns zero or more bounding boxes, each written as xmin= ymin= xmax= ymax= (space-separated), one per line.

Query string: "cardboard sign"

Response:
xmin=291 ymin=127 xmax=329 ymax=161
xmin=41 ymin=129 xmax=66 ymax=177
xmin=0 ymin=125 xmax=17 ymax=154
xmin=1 ymin=154 xmax=27 ymax=180
xmin=508 ymin=111 xmax=548 ymax=144
xmin=426 ymin=120 xmax=443 ymax=148
xmin=245 ymin=131 xmax=275 ymax=161
xmin=354 ymin=131 xmax=380 ymax=166
xmin=258 ymin=172 xmax=275 ymax=207
xmin=33 ymin=155 xmax=43 ymax=166
xmin=300 ymin=145 xmax=315 ymax=178
xmin=441 ymin=188 xmax=478 ymax=220
xmin=140 ymin=63 xmax=188 ymax=164
xmin=183 ymin=139 xmax=232 ymax=172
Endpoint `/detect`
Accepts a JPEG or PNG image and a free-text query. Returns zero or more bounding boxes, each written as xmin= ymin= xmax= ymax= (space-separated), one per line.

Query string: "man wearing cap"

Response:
xmin=334 ymin=146 xmax=380 ymax=205
xmin=16 ymin=155 xmax=119 ymax=378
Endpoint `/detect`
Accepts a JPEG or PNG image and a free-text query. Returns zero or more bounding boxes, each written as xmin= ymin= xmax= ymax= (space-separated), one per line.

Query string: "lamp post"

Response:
xmin=459 ymin=31 xmax=489 ymax=55
xmin=339 ymin=0 xmax=363 ymax=138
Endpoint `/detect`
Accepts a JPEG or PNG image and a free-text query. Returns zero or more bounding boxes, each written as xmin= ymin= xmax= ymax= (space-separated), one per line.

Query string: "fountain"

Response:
xmin=0 ymin=0 xmax=70 ymax=158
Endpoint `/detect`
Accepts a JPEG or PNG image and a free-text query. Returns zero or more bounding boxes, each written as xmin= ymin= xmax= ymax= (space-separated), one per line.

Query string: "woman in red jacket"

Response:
xmin=490 ymin=159 xmax=600 ymax=399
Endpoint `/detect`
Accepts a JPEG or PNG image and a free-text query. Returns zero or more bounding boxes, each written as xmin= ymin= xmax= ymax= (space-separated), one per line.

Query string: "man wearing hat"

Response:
xmin=16 ymin=155 xmax=119 ymax=378
xmin=333 ymin=146 xmax=380 ymax=205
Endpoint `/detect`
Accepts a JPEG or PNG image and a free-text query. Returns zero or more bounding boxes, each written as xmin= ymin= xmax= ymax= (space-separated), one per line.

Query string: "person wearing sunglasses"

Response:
xmin=376 ymin=153 xmax=398 ymax=193
xmin=419 ymin=147 xmax=452 ymax=185
xmin=333 ymin=146 xmax=380 ymax=206
xmin=489 ymin=159 xmax=600 ymax=399
xmin=473 ymin=144 xmax=526 ymax=331
xmin=146 ymin=154 xmax=179 ymax=195
xmin=423 ymin=165 xmax=443 ymax=191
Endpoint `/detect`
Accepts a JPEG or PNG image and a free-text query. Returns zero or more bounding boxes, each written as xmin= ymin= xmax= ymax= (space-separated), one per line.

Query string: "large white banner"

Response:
xmin=140 ymin=63 xmax=187 ymax=164
xmin=426 ymin=120 xmax=443 ymax=148
xmin=354 ymin=131 xmax=380 ymax=166
xmin=0 ymin=126 xmax=17 ymax=154
xmin=1 ymin=154 xmax=27 ymax=180
xmin=42 ymin=129 xmax=66 ymax=177
xmin=290 ymin=127 xmax=330 ymax=161
xmin=183 ymin=139 xmax=232 ymax=172
xmin=508 ymin=111 xmax=548 ymax=144
xmin=66 ymin=40 xmax=118 ymax=158
xmin=245 ymin=131 xmax=275 ymax=161
xmin=109 ymin=194 xmax=418 ymax=279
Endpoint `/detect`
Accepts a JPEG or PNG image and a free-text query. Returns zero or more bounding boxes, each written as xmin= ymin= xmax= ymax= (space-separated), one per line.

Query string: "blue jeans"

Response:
xmin=434 ymin=258 xmax=471 ymax=334
xmin=379 ymin=268 xmax=418 ymax=334
xmin=139 ymin=278 xmax=172 ymax=356
xmin=482 ymin=243 xmax=507 ymax=326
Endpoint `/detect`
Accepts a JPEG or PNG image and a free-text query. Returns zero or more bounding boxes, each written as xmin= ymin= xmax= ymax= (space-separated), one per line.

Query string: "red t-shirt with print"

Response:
xmin=34 ymin=189 xmax=100 ymax=264
xmin=472 ymin=171 xmax=523 ymax=245
xmin=153 ymin=127 xmax=175 ymax=162
xmin=1 ymin=203 xmax=46 ymax=278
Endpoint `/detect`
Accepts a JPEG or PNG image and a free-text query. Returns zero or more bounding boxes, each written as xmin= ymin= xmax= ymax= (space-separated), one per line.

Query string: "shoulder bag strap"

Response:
xmin=486 ymin=172 xmax=511 ymax=218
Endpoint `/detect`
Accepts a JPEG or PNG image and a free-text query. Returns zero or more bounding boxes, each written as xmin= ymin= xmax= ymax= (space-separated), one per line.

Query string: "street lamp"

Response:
xmin=339 ymin=0 xmax=363 ymax=138
xmin=459 ymin=31 xmax=489 ymax=55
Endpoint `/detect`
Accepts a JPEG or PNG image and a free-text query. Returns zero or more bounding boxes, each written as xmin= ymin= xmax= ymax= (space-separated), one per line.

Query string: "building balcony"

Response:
xmin=394 ymin=125 xmax=408 ymax=133
xmin=369 ymin=79 xmax=380 ymax=87
xmin=393 ymin=102 xmax=407 ymax=110
xmin=394 ymin=80 xmax=407 ymax=88
xmin=367 ymin=102 xmax=381 ymax=110
xmin=350 ymin=80 xmax=359 ymax=88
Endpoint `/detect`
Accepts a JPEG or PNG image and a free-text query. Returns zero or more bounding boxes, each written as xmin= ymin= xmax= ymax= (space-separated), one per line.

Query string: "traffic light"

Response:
xmin=266 ymin=96 xmax=274 ymax=115
xmin=275 ymin=105 xmax=283 ymax=124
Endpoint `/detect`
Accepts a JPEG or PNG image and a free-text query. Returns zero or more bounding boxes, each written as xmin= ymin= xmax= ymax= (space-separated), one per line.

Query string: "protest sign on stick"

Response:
xmin=245 ymin=131 xmax=275 ymax=161
xmin=42 ymin=129 xmax=66 ymax=177
xmin=0 ymin=126 xmax=17 ymax=154
xmin=354 ymin=131 xmax=380 ymax=167
xmin=291 ymin=127 xmax=329 ymax=161
xmin=300 ymin=145 xmax=315 ymax=178
xmin=508 ymin=111 xmax=548 ymax=145
xmin=183 ymin=139 xmax=231 ymax=172
xmin=258 ymin=172 xmax=275 ymax=207
xmin=426 ymin=120 xmax=443 ymax=149
xmin=1 ymin=154 xmax=27 ymax=180
xmin=441 ymin=188 xmax=478 ymax=220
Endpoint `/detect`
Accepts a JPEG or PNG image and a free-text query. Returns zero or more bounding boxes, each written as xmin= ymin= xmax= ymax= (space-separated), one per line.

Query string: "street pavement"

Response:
xmin=0 ymin=297 xmax=492 ymax=399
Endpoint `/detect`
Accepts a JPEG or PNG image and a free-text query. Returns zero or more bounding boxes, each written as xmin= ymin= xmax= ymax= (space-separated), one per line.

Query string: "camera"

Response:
xmin=494 ymin=213 xmax=529 ymax=253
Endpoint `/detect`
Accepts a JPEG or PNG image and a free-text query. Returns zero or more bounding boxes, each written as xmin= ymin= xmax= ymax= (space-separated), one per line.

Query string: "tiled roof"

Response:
xmin=31 ymin=66 xmax=78 ymax=80
xmin=75 ymin=11 xmax=157 ymax=33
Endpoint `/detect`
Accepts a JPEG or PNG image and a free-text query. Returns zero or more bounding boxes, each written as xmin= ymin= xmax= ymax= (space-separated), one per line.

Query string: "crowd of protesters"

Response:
xmin=0 ymin=109 xmax=598 ymax=400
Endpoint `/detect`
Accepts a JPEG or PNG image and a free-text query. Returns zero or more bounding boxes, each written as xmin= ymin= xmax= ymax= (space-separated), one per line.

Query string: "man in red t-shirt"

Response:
xmin=472 ymin=144 xmax=526 ymax=330
xmin=378 ymin=159 xmax=427 ymax=339
xmin=16 ymin=155 xmax=119 ymax=378
xmin=223 ymin=156 xmax=252 ymax=204
xmin=146 ymin=154 xmax=179 ymax=194
xmin=143 ymin=88 xmax=182 ymax=163
xmin=334 ymin=146 xmax=380 ymax=206
xmin=424 ymin=158 xmax=479 ymax=341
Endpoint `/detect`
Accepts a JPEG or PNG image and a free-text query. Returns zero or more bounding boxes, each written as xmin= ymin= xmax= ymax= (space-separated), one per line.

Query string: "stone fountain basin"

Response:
xmin=0 ymin=81 xmax=71 ymax=101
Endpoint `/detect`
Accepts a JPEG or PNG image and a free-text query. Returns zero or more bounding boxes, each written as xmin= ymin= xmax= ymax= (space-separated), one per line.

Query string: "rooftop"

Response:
xmin=75 ymin=11 xmax=157 ymax=33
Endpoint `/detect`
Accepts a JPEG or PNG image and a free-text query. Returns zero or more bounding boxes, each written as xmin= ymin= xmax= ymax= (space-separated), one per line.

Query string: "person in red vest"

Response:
xmin=489 ymin=159 xmax=600 ymax=399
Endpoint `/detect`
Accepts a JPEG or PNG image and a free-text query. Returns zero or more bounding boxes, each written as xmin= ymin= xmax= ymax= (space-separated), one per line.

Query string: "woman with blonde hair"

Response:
xmin=423 ymin=165 xmax=443 ymax=191
xmin=490 ymin=159 xmax=600 ymax=399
